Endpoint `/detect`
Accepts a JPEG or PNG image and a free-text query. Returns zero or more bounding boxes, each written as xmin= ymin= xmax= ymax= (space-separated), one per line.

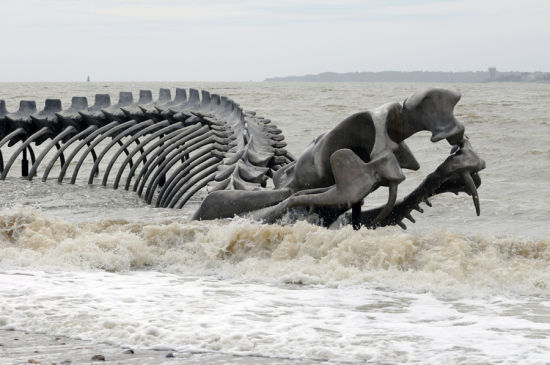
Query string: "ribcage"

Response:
xmin=0 ymin=88 xmax=293 ymax=209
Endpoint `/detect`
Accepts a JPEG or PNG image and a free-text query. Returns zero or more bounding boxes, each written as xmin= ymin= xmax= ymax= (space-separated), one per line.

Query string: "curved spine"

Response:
xmin=0 ymin=88 xmax=292 ymax=215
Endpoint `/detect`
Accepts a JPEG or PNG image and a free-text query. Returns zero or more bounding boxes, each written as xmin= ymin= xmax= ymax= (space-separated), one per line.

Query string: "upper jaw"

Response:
xmin=402 ymin=88 xmax=465 ymax=145
xmin=430 ymin=120 xmax=465 ymax=144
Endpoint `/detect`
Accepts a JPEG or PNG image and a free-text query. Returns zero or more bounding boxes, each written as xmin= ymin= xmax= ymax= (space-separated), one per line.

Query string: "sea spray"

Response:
xmin=1 ymin=207 xmax=548 ymax=295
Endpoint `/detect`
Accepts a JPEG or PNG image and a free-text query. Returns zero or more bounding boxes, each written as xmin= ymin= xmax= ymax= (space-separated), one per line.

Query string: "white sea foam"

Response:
xmin=2 ymin=260 xmax=550 ymax=363
xmin=1 ymin=207 xmax=549 ymax=296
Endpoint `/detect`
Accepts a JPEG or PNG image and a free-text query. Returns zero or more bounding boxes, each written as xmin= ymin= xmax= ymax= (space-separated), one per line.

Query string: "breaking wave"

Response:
xmin=1 ymin=207 xmax=549 ymax=295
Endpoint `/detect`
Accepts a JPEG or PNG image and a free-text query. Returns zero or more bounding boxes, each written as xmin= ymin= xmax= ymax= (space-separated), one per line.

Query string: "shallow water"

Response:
xmin=1 ymin=82 xmax=549 ymax=364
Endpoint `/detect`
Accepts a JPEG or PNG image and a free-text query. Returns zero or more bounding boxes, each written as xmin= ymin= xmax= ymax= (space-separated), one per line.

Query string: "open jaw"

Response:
xmin=424 ymin=87 xmax=484 ymax=217
xmin=345 ymin=139 xmax=486 ymax=230
xmin=446 ymin=140 xmax=486 ymax=216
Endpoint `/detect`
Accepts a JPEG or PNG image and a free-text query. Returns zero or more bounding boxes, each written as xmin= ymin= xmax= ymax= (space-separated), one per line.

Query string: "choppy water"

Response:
xmin=1 ymin=82 xmax=549 ymax=364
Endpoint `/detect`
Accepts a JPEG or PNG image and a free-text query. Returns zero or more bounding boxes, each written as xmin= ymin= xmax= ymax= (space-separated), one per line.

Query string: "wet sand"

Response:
xmin=0 ymin=329 xmax=325 ymax=365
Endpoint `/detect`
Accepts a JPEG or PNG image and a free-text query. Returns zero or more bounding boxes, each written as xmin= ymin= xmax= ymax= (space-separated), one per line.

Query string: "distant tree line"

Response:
xmin=265 ymin=71 xmax=550 ymax=83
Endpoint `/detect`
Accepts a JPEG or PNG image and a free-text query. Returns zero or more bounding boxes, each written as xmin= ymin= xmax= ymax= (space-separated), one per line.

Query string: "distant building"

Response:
xmin=488 ymin=67 xmax=497 ymax=80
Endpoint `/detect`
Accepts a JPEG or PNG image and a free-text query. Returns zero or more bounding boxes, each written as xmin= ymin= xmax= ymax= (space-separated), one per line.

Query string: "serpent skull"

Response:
xmin=194 ymin=88 xmax=486 ymax=230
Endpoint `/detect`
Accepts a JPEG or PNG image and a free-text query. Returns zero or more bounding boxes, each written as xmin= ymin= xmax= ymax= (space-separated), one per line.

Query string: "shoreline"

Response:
xmin=0 ymin=329 xmax=328 ymax=365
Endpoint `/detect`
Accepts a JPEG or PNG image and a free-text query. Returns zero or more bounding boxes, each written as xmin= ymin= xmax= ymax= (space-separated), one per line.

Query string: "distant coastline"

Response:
xmin=265 ymin=69 xmax=550 ymax=83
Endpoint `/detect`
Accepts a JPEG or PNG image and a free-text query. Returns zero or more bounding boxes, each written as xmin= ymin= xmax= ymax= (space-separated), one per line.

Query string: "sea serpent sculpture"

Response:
xmin=0 ymin=87 xmax=485 ymax=230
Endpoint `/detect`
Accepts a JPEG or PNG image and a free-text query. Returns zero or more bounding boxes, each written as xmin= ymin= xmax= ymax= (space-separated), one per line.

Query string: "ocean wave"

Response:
xmin=1 ymin=207 xmax=549 ymax=295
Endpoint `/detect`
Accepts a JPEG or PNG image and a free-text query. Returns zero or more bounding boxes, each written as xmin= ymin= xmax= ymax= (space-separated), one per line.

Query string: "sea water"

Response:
xmin=0 ymin=82 xmax=549 ymax=364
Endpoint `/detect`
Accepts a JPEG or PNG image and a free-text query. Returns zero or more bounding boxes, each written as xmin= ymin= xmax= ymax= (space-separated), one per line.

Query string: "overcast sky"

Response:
xmin=1 ymin=0 xmax=549 ymax=81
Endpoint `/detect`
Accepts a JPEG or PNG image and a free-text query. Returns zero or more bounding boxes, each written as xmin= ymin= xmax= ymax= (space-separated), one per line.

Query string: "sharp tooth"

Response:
xmin=413 ymin=204 xmax=423 ymax=213
xmin=371 ymin=183 xmax=398 ymax=226
xmin=424 ymin=198 xmax=432 ymax=207
xmin=404 ymin=212 xmax=415 ymax=223
xmin=462 ymin=172 xmax=480 ymax=216
xmin=472 ymin=172 xmax=482 ymax=186
xmin=397 ymin=221 xmax=407 ymax=230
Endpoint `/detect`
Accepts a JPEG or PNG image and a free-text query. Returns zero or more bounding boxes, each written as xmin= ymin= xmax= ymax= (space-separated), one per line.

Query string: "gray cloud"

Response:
xmin=0 ymin=0 xmax=548 ymax=81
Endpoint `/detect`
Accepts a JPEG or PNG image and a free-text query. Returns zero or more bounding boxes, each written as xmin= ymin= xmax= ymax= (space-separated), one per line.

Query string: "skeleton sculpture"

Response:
xmin=0 ymin=87 xmax=484 ymax=230
xmin=195 ymin=88 xmax=485 ymax=229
